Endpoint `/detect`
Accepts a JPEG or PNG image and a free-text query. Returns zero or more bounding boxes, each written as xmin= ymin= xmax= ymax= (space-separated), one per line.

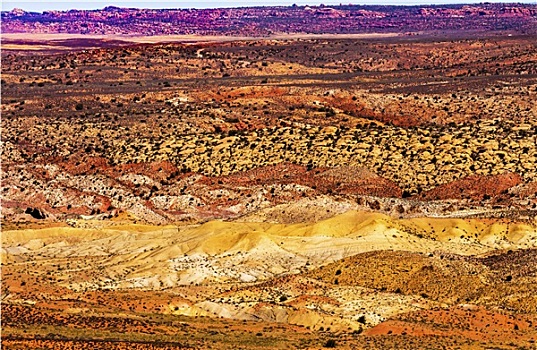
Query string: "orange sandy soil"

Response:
xmin=366 ymin=306 xmax=537 ymax=346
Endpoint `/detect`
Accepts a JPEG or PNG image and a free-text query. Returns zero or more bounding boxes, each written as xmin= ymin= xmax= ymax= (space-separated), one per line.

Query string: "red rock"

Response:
xmin=417 ymin=172 xmax=523 ymax=201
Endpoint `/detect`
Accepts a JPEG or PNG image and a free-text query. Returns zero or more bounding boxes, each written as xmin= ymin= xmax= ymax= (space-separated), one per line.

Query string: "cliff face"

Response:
xmin=2 ymin=3 xmax=537 ymax=35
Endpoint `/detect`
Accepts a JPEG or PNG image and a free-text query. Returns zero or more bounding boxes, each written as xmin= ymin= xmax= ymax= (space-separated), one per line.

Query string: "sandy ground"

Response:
xmin=1 ymin=32 xmax=400 ymax=42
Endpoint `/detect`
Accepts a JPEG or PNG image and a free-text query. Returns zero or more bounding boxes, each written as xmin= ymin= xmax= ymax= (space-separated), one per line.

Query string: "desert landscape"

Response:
xmin=2 ymin=3 xmax=537 ymax=349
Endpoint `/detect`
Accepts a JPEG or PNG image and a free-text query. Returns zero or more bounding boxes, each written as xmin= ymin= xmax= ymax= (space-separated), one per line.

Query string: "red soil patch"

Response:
xmin=417 ymin=172 xmax=523 ymax=201
xmin=210 ymin=163 xmax=402 ymax=198
xmin=365 ymin=306 xmax=537 ymax=345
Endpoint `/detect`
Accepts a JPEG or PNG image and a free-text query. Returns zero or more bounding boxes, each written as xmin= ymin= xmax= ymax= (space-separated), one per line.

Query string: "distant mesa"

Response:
xmin=102 ymin=6 xmax=124 ymax=12
xmin=2 ymin=3 xmax=536 ymax=36
xmin=7 ymin=8 xmax=27 ymax=16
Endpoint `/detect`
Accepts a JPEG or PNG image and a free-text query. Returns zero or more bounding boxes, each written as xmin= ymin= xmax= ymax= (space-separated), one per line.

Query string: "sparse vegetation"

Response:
xmin=1 ymin=15 xmax=537 ymax=350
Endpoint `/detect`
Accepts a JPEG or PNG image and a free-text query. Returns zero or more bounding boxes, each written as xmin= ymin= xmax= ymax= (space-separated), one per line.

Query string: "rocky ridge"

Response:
xmin=2 ymin=4 xmax=537 ymax=35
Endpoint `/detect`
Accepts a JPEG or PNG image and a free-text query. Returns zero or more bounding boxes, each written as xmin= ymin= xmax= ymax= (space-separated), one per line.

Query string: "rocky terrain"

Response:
xmin=2 ymin=35 xmax=537 ymax=226
xmin=2 ymin=213 xmax=536 ymax=349
xmin=2 ymin=3 xmax=537 ymax=36
xmin=2 ymin=13 xmax=537 ymax=350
